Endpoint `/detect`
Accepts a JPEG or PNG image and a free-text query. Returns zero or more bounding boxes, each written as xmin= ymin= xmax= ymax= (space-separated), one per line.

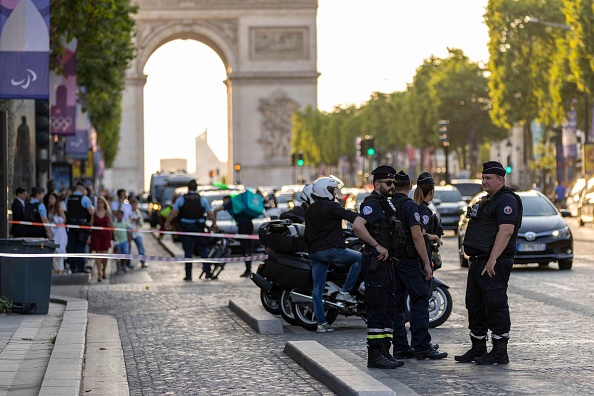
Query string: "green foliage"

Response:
xmin=0 ymin=296 xmax=14 ymax=314
xmin=50 ymin=0 xmax=138 ymax=167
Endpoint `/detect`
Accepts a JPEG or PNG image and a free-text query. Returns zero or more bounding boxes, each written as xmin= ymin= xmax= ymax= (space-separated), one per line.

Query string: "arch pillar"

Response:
xmin=102 ymin=74 xmax=147 ymax=191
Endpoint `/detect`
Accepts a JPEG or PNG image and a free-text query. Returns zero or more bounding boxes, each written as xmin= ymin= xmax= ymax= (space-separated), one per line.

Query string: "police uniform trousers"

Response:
xmin=180 ymin=221 xmax=209 ymax=278
xmin=392 ymin=258 xmax=432 ymax=352
xmin=466 ymin=256 xmax=513 ymax=338
xmin=362 ymin=253 xmax=395 ymax=347
xmin=66 ymin=227 xmax=90 ymax=272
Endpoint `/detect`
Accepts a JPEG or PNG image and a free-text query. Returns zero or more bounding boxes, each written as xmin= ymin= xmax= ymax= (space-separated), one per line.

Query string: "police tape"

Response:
xmin=7 ymin=220 xmax=260 ymax=240
xmin=0 ymin=251 xmax=267 ymax=263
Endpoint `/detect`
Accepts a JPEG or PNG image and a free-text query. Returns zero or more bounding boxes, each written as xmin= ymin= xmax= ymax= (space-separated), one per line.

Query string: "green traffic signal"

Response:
xmin=505 ymin=166 xmax=512 ymax=173
xmin=367 ymin=147 xmax=375 ymax=156
xmin=297 ymin=159 xmax=305 ymax=166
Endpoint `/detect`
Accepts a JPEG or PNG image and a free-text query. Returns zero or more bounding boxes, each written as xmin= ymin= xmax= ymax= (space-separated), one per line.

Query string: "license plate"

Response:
xmin=441 ymin=216 xmax=459 ymax=222
xmin=517 ymin=243 xmax=546 ymax=252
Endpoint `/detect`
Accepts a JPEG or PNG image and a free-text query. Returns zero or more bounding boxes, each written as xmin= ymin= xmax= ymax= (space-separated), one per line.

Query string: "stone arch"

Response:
xmin=103 ymin=0 xmax=318 ymax=191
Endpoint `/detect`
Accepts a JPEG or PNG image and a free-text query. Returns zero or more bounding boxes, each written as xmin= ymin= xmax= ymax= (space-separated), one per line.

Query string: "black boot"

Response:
xmin=474 ymin=338 xmax=509 ymax=365
xmin=393 ymin=346 xmax=415 ymax=359
xmin=367 ymin=345 xmax=401 ymax=369
xmin=381 ymin=341 xmax=404 ymax=367
xmin=414 ymin=348 xmax=448 ymax=360
xmin=454 ymin=336 xmax=487 ymax=363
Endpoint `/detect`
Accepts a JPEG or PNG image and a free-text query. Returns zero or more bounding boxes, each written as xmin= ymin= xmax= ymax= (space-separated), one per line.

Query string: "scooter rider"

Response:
xmin=391 ymin=170 xmax=448 ymax=360
xmin=304 ymin=176 xmax=362 ymax=333
xmin=352 ymin=165 xmax=404 ymax=369
xmin=456 ymin=161 xmax=523 ymax=365
xmin=279 ymin=184 xmax=313 ymax=224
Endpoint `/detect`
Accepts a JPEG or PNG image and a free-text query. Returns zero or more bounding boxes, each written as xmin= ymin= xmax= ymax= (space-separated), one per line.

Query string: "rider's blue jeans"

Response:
xmin=310 ymin=248 xmax=362 ymax=325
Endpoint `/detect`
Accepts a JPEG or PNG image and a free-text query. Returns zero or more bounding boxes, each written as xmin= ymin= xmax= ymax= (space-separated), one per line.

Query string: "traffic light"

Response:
xmin=234 ymin=163 xmax=241 ymax=172
xmin=296 ymin=151 xmax=304 ymax=167
xmin=506 ymin=155 xmax=512 ymax=173
xmin=289 ymin=153 xmax=295 ymax=166
xmin=35 ymin=99 xmax=50 ymax=174
xmin=209 ymin=170 xmax=214 ymax=177
xmin=438 ymin=120 xmax=449 ymax=147
xmin=366 ymin=137 xmax=375 ymax=156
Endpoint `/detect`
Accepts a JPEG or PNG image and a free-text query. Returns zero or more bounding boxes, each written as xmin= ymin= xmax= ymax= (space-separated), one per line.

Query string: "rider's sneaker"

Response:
xmin=316 ymin=323 xmax=334 ymax=333
xmin=335 ymin=291 xmax=357 ymax=304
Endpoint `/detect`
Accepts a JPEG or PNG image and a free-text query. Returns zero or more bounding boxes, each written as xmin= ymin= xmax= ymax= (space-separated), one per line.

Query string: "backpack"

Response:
xmin=23 ymin=202 xmax=41 ymax=223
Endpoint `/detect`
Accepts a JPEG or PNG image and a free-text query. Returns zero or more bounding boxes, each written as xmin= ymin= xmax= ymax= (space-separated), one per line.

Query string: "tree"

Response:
xmin=50 ymin=0 xmax=138 ymax=167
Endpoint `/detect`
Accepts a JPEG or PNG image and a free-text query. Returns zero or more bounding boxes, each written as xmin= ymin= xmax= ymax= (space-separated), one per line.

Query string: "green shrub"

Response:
xmin=0 ymin=296 xmax=14 ymax=314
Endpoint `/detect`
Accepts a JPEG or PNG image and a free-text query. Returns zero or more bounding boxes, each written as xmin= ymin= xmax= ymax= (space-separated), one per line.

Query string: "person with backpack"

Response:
xmin=352 ymin=166 xmax=404 ymax=369
xmin=164 ymin=179 xmax=217 ymax=281
xmin=213 ymin=194 xmax=255 ymax=277
xmin=23 ymin=186 xmax=51 ymax=239
xmin=390 ymin=170 xmax=447 ymax=360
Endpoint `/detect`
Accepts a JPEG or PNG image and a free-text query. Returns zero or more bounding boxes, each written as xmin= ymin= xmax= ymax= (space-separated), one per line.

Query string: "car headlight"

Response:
xmin=552 ymin=226 xmax=570 ymax=239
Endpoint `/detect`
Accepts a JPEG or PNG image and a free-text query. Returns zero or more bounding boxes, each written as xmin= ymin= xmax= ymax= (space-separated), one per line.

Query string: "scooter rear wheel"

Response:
xmin=260 ymin=288 xmax=280 ymax=315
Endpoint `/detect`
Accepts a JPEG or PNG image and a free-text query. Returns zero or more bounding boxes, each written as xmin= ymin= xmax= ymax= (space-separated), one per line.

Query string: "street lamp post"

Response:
xmin=439 ymin=120 xmax=450 ymax=184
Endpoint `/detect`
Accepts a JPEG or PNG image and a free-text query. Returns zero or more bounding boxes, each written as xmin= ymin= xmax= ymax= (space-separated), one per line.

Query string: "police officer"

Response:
xmin=391 ymin=170 xmax=447 ymax=360
xmin=352 ymin=165 xmax=404 ymax=369
xmin=164 ymin=179 xmax=217 ymax=281
xmin=65 ymin=183 xmax=95 ymax=273
xmin=413 ymin=172 xmax=443 ymax=269
xmin=24 ymin=186 xmax=52 ymax=239
xmin=456 ymin=161 xmax=523 ymax=365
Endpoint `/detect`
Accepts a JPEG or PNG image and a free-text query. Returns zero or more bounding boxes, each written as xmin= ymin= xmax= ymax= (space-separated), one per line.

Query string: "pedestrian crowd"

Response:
xmin=9 ymin=180 xmax=147 ymax=281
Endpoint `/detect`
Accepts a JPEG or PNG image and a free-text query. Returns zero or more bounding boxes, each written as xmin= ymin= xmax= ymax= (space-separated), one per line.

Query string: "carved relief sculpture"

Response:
xmin=257 ymin=91 xmax=299 ymax=158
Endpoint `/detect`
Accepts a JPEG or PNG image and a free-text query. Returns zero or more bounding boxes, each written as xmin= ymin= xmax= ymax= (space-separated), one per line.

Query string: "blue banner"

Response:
xmin=0 ymin=0 xmax=50 ymax=99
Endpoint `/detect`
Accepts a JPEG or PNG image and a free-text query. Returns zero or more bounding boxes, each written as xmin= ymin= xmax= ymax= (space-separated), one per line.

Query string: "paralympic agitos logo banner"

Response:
xmin=0 ymin=0 xmax=50 ymax=99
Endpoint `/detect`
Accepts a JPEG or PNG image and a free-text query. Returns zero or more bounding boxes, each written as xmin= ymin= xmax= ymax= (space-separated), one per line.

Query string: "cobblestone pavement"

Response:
xmin=87 ymin=221 xmax=594 ymax=395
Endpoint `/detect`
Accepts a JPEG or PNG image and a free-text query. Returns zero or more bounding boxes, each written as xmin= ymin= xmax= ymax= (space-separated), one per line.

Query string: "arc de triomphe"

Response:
xmin=102 ymin=0 xmax=319 ymax=191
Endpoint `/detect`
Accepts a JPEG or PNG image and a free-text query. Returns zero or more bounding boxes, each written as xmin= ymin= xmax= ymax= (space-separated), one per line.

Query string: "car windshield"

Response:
xmin=434 ymin=190 xmax=463 ymax=202
xmin=452 ymin=183 xmax=483 ymax=197
xmin=521 ymin=196 xmax=558 ymax=216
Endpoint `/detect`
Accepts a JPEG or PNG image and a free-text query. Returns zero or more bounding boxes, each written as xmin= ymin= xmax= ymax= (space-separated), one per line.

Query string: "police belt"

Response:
xmin=469 ymin=253 xmax=513 ymax=262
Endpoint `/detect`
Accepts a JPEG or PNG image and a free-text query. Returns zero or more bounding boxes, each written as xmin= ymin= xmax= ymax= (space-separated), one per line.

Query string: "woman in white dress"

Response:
xmin=47 ymin=192 xmax=68 ymax=274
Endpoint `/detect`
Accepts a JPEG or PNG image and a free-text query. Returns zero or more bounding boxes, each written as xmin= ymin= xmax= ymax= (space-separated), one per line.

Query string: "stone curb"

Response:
xmin=52 ymin=273 xmax=91 ymax=286
xmin=38 ymin=295 xmax=88 ymax=396
xmin=228 ymin=299 xmax=284 ymax=335
xmin=284 ymin=340 xmax=395 ymax=396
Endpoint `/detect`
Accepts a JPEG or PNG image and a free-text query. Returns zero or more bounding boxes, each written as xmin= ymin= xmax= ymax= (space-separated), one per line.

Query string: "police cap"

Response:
xmin=417 ymin=172 xmax=435 ymax=186
xmin=482 ymin=161 xmax=506 ymax=177
xmin=395 ymin=170 xmax=410 ymax=184
xmin=371 ymin=165 xmax=396 ymax=181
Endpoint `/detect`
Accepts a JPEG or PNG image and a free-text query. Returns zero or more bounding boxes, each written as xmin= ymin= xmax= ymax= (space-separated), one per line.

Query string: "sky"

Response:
xmin=143 ymin=0 xmax=490 ymax=187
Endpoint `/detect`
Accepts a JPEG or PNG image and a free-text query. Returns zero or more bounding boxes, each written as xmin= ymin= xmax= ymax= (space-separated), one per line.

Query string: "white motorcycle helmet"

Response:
xmin=298 ymin=184 xmax=314 ymax=205
xmin=312 ymin=175 xmax=344 ymax=200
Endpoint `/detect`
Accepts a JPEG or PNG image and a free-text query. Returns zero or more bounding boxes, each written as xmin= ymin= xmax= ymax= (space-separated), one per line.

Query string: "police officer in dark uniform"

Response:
xmin=456 ymin=161 xmax=523 ymax=365
xmin=353 ymin=165 xmax=404 ymax=369
xmin=66 ymin=183 xmax=95 ymax=273
xmin=413 ymin=172 xmax=443 ymax=270
xmin=391 ymin=170 xmax=447 ymax=360
xmin=164 ymin=179 xmax=217 ymax=281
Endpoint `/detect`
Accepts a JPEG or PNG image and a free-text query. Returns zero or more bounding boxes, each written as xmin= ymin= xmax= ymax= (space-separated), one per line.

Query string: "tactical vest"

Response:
xmin=363 ymin=194 xmax=406 ymax=257
xmin=463 ymin=186 xmax=523 ymax=256
xmin=392 ymin=194 xmax=418 ymax=258
xmin=179 ymin=193 xmax=205 ymax=220
xmin=23 ymin=202 xmax=46 ymax=237
xmin=67 ymin=195 xmax=90 ymax=225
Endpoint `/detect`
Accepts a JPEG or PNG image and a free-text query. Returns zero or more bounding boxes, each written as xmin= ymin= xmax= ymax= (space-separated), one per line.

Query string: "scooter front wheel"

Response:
xmin=428 ymin=285 xmax=452 ymax=328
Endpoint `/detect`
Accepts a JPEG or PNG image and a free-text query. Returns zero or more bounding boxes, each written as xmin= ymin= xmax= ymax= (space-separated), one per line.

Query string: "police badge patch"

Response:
xmin=422 ymin=215 xmax=429 ymax=225
xmin=414 ymin=212 xmax=421 ymax=222
xmin=362 ymin=206 xmax=373 ymax=215
xmin=503 ymin=206 xmax=513 ymax=215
